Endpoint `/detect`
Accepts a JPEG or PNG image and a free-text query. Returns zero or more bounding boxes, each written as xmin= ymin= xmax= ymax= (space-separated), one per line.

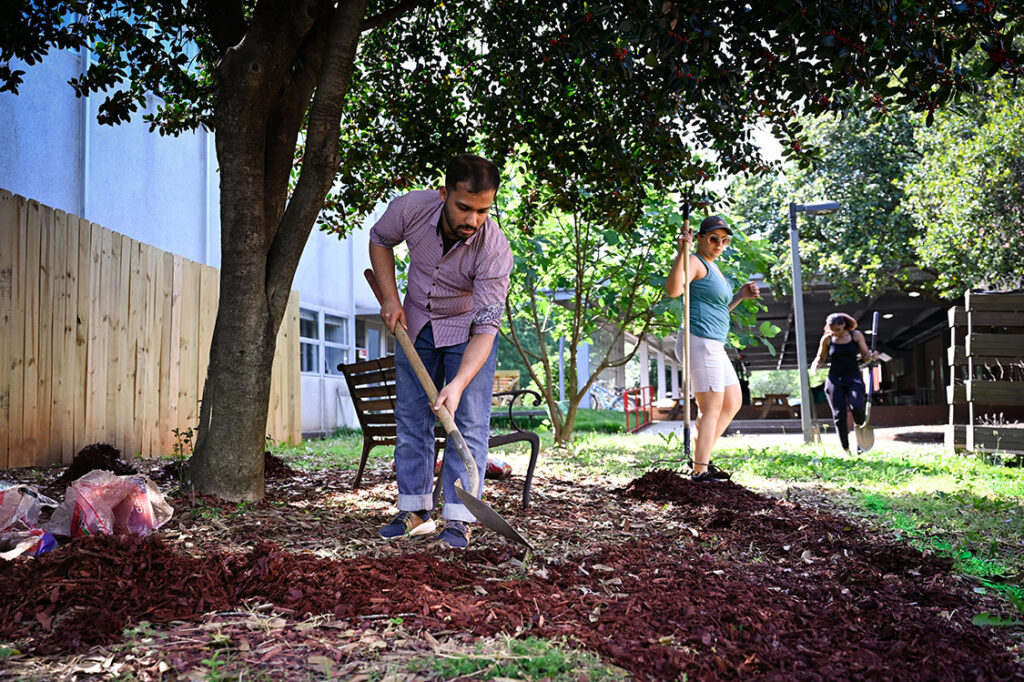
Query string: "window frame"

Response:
xmin=299 ymin=306 xmax=354 ymax=376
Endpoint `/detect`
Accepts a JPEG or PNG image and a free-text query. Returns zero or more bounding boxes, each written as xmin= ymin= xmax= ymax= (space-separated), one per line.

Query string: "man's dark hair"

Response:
xmin=445 ymin=154 xmax=501 ymax=193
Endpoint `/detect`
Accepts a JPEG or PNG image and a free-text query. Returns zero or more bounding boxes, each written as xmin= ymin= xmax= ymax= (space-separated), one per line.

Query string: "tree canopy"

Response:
xmin=904 ymin=79 xmax=1024 ymax=296
xmin=728 ymin=76 xmax=1024 ymax=302
xmin=729 ymin=112 xmax=922 ymax=302
xmin=3 ymin=0 xmax=1022 ymax=499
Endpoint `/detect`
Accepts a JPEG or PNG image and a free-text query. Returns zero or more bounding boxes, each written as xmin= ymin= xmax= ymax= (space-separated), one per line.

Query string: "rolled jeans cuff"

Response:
xmin=443 ymin=501 xmax=477 ymax=523
xmin=397 ymin=493 xmax=434 ymax=512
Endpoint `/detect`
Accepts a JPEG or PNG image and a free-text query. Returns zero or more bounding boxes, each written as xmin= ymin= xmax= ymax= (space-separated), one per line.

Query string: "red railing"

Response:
xmin=623 ymin=385 xmax=655 ymax=433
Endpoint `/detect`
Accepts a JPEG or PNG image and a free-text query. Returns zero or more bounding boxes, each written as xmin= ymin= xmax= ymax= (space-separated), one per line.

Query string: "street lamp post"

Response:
xmin=788 ymin=200 xmax=841 ymax=443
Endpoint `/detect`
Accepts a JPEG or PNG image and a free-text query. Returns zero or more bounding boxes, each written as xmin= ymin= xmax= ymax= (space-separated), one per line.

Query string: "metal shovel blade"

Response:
xmin=454 ymin=481 xmax=534 ymax=550
xmin=855 ymin=424 xmax=875 ymax=452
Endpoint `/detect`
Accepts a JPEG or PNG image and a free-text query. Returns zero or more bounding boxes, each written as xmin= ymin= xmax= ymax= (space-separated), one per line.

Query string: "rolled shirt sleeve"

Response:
xmin=368 ymin=194 xmax=410 ymax=248
xmin=470 ymin=245 xmax=513 ymax=336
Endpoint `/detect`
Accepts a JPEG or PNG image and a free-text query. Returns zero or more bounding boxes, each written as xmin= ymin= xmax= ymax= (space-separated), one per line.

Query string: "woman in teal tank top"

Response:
xmin=665 ymin=215 xmax=760 ymax=482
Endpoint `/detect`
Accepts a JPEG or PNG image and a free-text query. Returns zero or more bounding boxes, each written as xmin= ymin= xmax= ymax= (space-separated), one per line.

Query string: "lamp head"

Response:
xmin=795 ymin=200 xmax=841 ymax=215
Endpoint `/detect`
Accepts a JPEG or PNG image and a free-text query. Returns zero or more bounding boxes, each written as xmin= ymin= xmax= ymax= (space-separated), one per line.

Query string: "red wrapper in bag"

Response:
xmin=485 ymin=457 xmax=513 ymax=480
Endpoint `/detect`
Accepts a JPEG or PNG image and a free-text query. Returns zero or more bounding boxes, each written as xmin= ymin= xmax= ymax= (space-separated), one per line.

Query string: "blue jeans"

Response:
xmin=825 ymin=374 xmax=866 ymax=450
xmin=394 ymin=324 xmax=496 ymax=523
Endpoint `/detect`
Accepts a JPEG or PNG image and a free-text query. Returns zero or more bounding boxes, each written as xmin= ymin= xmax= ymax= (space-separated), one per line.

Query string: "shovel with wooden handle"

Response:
xmin=855 ymin=311 xmax=879 ymax=453
xmin=681 ymin=202 xmax=692 ymax=465
xmin=364 ymin=269 xmax=533 ymax=550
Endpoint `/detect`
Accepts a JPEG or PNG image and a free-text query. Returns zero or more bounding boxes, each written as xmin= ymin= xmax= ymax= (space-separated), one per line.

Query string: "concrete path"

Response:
xmin=638 ymin=419 xmax=946 ymax=448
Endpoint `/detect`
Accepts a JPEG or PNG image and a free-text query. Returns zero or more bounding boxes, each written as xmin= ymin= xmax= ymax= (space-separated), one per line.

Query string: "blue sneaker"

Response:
xmin=438 ymin=521 xmax=471 ymax=549
xmin=379 ymin=510 xmax=435 ymax=539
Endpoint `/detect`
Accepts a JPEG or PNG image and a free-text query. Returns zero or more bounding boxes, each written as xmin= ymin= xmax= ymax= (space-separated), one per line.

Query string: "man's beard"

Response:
xmin=442 ymin=202 xmax=477 ymax=240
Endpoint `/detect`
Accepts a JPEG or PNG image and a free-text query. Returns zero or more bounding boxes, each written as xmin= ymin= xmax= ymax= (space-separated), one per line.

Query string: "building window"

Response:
xmin=300 ymin=309 xmax=320 ymax=373
xmin=324 ymin=314 xmax=349 ymax=376
xmin=300 ymin=307 xmax=352 ymax=375
xmin=355 ymin=319 xmax=390 ymax=361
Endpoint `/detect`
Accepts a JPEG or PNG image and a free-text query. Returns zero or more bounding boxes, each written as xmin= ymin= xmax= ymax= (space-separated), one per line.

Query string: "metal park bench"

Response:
xmin=339 ymin=356 xmax=545 ymax=508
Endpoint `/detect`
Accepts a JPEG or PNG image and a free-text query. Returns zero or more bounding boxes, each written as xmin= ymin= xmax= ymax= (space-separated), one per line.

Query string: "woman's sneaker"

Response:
xmin=704 ymin=462 xmax=731 ymax=480
xmin=688 ymin=461 xmax=732 ymax=480
xmin=691 ymin=464 xmax=731 ymax=483
xmin=438 ymin=521 xmax=471 ymax=549
xmin=379 ymin=510 xmax=435 ymax=539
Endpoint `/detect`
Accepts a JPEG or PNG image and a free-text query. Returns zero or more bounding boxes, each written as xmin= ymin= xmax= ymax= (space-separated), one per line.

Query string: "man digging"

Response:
xmin=368 ymin=154 xmax=513 ymax=549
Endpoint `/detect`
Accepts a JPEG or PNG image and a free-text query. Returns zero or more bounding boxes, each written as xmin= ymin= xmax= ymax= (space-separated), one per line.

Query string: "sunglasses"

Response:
xmin=704 ymin=234 xmax=731 ymax=246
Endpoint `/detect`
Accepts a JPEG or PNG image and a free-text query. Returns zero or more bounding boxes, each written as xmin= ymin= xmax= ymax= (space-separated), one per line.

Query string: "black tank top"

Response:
xmin=828 ymin=339 xmax=861 ymax=377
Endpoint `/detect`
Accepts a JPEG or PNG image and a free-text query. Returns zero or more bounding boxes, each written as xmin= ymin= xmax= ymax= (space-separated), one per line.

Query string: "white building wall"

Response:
xmin=1 ymin=50 xmax=85 ymax=220
xmin=294 ymin=226 xmax=358 ymax=435
xmin=2 ymin=51 xmax=367 ymax=439
xmin=0 ymin=52 xmax=218 ymax=264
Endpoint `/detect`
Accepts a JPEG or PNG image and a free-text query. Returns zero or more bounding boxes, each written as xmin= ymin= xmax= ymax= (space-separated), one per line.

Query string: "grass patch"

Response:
xmin=567 ymin=408 xmax=628 ymax=434
xmin=489 ymin=407 xmax=627 ymax=434
xmin=409 ymin=636 xmax=628 ymax=681
xmin=272 ymin=431 xmax=377 ymax=471
xmin=697 ymin=441 xmax=1024 ymax=593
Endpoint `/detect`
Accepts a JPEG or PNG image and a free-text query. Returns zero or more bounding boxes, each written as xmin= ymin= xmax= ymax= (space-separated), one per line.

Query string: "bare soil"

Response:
xmin=1 ymin=447 xmax=1022 ymax=681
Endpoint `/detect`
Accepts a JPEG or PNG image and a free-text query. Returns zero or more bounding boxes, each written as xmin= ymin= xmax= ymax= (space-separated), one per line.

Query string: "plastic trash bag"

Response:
xmin=0 ymin=483 xmax=57 ymax=532
xmin=485 ymin=457 xmax=513 ymax=480
xmin=44 ymin=470 xmax=174 ymax=538
xmin=0 ymin=528 xmax=57 ymax=560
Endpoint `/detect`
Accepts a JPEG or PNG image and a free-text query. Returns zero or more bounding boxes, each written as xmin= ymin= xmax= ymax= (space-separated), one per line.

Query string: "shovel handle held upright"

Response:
xmin=681 ymin=201 xmax=692 ymax=455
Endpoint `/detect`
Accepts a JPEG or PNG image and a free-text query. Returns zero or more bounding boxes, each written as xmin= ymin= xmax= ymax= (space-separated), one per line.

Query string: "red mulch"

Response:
xmin=1 ymin=465 xmax=1021 ymax=680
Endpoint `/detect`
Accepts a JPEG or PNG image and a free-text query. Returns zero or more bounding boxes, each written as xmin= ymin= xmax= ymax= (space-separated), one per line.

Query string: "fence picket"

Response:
xmin=177 ymin=260 xmax=199 ymax=431
xmin=49 ymin=210 xmax=69 ymax=462
xmin=58 ymin=213 xmax=79 ymax=463
xmin=19 ymin=200 xmax=42 ymax=464
xmin=0 ymin=191 xmax=15 ymax=468
xmin=37 ymin=204 xmax=56 ymax=464
xmin=166 ymin=254 xmax=183 ymax=450
xmin=8 ymin=195 xmax=27 ymax=463
xmin=126 ymin=238 xmax=145 ymax=458
xmin=73 ymin=219 xmax=92 ymax=456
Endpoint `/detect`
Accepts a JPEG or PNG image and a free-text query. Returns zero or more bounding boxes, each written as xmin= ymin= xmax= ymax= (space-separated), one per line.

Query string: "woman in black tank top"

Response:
xmin=809 ymin=313 xmax=878 ymax=453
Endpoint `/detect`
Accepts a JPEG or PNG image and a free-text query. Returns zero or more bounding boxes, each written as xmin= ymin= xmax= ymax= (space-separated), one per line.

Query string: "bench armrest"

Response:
xmin=491 ymin=389 xmax=545 ymax=432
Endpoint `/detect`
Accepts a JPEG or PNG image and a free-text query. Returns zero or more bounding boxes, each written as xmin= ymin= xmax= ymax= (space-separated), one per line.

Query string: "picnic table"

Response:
xmin=751 ymin=393 xmax=798 ymax=419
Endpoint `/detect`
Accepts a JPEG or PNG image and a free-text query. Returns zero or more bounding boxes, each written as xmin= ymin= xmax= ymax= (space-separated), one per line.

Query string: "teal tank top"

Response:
xmin=687 ymin=254 xmax=733 ymax=343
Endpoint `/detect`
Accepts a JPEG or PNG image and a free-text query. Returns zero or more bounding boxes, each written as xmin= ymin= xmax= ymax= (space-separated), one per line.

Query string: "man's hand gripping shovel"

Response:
xmin=364 ymin=269 xmax=534 ymax=551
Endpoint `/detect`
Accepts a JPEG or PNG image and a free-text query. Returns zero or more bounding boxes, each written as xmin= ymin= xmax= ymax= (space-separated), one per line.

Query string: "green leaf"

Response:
xmin=972 ymin=612 xmax=1024 ymax=627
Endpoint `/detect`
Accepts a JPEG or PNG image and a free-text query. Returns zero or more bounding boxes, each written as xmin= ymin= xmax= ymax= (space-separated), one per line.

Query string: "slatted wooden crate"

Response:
xmin=946 ymin=290 xmax=1024 ymax=456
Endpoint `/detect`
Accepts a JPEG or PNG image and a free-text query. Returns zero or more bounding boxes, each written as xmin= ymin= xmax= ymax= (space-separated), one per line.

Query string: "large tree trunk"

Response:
xmin=189 ymin=253 xmax=278 ymax=500
xmin=189 ymin=0 xmax=368 ymax=500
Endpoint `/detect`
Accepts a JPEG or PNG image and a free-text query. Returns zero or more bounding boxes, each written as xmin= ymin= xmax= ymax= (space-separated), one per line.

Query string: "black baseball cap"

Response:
xmin=698 ymin=215 xmax=733 ymax=235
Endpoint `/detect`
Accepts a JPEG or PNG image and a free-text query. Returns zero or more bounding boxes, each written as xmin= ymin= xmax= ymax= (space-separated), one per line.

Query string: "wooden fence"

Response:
xmin=945 ymin=290 xmax=1024 ymax=456
xmin=0 ymin=189 xmax=301 ymax=470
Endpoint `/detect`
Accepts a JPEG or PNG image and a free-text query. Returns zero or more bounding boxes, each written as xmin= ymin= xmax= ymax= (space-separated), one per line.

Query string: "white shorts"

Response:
xmin=675 ymin=333 xmax=739 ymax=394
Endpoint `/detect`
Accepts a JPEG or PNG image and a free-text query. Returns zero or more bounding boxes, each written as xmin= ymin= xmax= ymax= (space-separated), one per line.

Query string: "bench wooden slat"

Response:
xmin=343 ymin=356 xmax=399 ymax=374
xmin=351 ymin=384 xmax=397 ymax=400
xmin=363 ymin=425 xmax=397 ymax=438
xmin=355 ymin=397 xmax=399 ymax=412
xmin=361 ymin=413 xmax=397 ymax=425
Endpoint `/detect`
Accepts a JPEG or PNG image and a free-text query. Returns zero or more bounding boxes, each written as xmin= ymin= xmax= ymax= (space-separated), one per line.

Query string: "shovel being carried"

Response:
xmin=364 ymin=269 xmax=533 ymax=551
xmin=854 ymin=311 xmax=879 ymax=453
